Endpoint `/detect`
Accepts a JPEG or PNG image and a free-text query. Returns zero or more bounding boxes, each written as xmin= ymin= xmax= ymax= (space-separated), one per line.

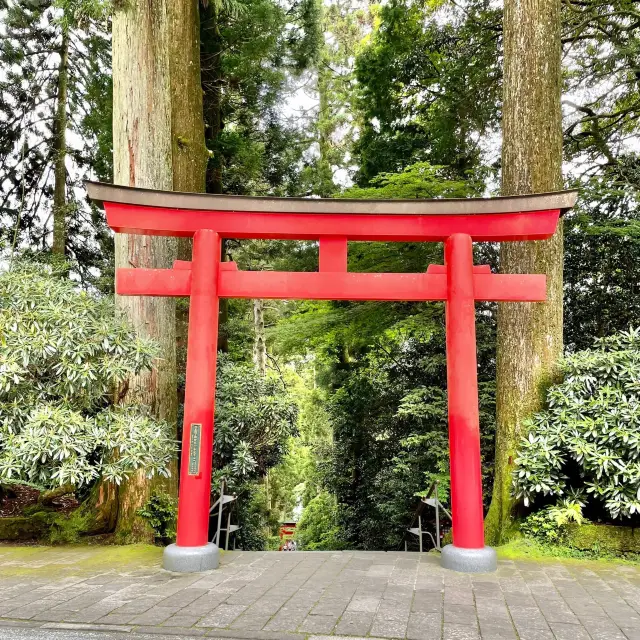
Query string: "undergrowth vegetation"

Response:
xmin=514 ymin=328 xmax=640 ymax=522
xmin=0 ymin=263 xmax=176 ymax=490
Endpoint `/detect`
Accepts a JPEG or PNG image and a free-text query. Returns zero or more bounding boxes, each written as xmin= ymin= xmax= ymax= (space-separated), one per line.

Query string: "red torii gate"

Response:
xmin=87 ymin=182 xmax=576 ymax=573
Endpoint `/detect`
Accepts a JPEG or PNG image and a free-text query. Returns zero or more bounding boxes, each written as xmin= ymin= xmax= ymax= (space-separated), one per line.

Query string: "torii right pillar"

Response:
xmin=442 ymin=233 xmax=495 ymax=572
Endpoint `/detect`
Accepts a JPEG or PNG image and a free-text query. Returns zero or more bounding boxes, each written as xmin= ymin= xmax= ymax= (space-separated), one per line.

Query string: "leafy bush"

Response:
xmin=340 ymin=162 xmax=480 ymax=200
xmin=295 ymin=491 xmax=342 ymax=550
xmin=233 ymin=483 xmax=270 ymax=551
xmin=214 ymin=355 xmax=298 ymax=483
xmin=520 ymin=499 xmax=586 ymax=544
xmin=0 ymin=263 xmax=176 ymax=489
xmin=137 ymin=491 xmax=177 ymax=544
xmin=514 ymin=328 xmax=640 ymax=520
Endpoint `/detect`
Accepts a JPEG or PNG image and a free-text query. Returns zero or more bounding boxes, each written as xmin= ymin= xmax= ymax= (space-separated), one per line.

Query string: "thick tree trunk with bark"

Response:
xmin=485 ymin=0 xmax=563 ymax=544
xmin=51 ymin=29 xmax=68 ymax=256
xmin=169 ymin=0 xmax=207 ymax=195
xmin=111 ymin=0 xmax=177 ymax=543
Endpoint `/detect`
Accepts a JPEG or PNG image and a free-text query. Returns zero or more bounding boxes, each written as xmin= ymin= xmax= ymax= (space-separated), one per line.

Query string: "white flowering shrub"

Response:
xmin=514 ymin=328 xmax=640 ymax=520
xmin=0 ymin=263 xmax=176 ymax=488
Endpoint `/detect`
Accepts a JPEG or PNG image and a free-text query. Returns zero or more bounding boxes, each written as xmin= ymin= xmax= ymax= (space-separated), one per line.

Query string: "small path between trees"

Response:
xmin=0 ymin=546 xmax=638 ymax=640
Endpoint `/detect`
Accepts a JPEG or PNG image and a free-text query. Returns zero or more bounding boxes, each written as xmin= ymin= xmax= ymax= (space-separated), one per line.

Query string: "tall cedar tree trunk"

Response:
xmin=111 ymin=0 xmax=177 ymax=542
xmin=171 ymin=0 xmax=208 ymax=421
xmin=485 ymin=0 xmax=563 ymax=544
xmin=51 ymin=28 xmax=68 ymax=256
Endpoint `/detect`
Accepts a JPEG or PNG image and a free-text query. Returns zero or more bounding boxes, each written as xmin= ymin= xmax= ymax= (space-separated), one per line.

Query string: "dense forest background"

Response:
xmin=1 ymin=0 xmax=639 ymax=551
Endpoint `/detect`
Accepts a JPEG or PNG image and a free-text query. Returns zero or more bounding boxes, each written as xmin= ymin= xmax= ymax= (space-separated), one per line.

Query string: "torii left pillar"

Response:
xmin=164 ymin=230 xmax=221 ymax=572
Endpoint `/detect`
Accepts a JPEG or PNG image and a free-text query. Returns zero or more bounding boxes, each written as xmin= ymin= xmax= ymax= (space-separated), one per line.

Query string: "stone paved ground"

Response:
xmin=0 ymin=546 xmax=639 ymax=640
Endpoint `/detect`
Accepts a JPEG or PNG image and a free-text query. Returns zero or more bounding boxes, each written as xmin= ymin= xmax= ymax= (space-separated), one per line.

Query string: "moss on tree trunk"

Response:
xmin=485 ymin=0 xmax=563 ymax=545
xmin=169 ymin=0 xmax=207 ymax=197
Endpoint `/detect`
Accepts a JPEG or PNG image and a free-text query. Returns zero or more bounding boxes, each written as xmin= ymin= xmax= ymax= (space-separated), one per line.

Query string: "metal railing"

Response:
xmin=405 ymin=481 xmax=452 ymax=552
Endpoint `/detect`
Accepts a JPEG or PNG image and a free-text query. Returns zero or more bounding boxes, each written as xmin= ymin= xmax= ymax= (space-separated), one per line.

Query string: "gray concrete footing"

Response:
xmin=441 ymin=544 xmax=497 ymax=573
xmin=163 ymin=542 xmax=219 ymax=572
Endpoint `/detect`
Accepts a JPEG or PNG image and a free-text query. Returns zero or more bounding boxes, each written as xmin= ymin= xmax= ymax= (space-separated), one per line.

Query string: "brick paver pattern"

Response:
xmin=0 ymin=548 xmax=639 ymax=640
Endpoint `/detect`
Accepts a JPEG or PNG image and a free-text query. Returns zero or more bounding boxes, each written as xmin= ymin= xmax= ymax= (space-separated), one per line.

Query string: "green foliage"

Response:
xmin=234 ymin=483 xmax=270 ymax=551
xmin=300 ymin=0 xmax=370 ymax=197
xmin=208 ymin=358 xmax=298 ymax=550
xmin=563 ymin=1 xmax=640 ymax=187
xmin=53 ymin=0 xmax=114 ymax=27
xmin=0 ymin=263 xmax=176 ymax=489
xmin=295 ymin=491 xmax=342 ymax=550
xmin=521 ymin=500 xmax=586 ymax=544
xmin=514 ymin=328 xmax=640 ymax=521
xmin=266 ymin=367 xmax=332 ymax=522
xmin=341 ymin=162 xmax=480 ymax=199
xmin=214 ymin=355 xmax=298 ymax=482
xmin=137 ymin=492 xmax=177 ymax=545
xmin=201 ymin=0 xmax=321 ymax=196
xmin=564 ymin=178 xmax=640 ymax=351
xmin=353 ymin=0 xmax=500 ymax=185
xmin=266 ymin=534 xmax=282 ymax=550
xmin=314 ymin=313 xmax=495 ymax=550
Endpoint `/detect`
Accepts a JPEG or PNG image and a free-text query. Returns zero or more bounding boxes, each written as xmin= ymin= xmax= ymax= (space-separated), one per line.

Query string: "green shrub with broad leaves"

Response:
xmin=0 ymin=263 xmax=176 ymax=489
xmin=514 ymin=328 xmax=640 ymax=520
xmin=520 ymin=498 xmax=587 ymax=543
xmin=137 ymin=491 xmax=177 ymax=544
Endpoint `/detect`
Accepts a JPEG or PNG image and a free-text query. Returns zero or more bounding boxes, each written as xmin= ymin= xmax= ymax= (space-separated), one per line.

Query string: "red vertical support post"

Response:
xmin=319 ymin=237 xmax=348 ymax=272
xmin=164 ymin=229 xmax=221 ymax=572
xmin=442 ymin=233 xmax=496 ymax=572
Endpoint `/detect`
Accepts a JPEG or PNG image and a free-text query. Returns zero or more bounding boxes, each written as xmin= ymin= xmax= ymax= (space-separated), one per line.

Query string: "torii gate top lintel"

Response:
xmin=86 ymin=181 xmax=576 ymax=574
xmin=86 ymin=181 xmax=577 ymax=242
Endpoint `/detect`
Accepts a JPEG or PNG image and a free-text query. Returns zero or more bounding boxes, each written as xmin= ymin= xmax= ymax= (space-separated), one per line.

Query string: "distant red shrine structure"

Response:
xmin=87 ymin=182 xmax=576 ymax=573
xmin=279 ymin=522 xmax=297 ymax=550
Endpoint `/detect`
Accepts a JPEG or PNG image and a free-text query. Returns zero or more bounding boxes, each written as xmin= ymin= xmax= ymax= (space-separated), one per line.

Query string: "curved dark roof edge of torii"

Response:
xmin=86 ymin=181 xmax=578 ymax=216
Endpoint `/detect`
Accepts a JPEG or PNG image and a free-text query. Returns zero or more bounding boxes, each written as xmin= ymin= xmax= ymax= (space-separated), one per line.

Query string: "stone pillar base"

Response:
xmin=163 ymin=543 xmax=219 ymax=573
xmin=441 ymin=544 xmax=497 ymax=573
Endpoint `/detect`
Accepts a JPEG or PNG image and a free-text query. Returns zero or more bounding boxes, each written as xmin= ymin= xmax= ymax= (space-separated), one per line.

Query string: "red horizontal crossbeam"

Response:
xmin=427 ymin=264 xmax=491 ymax=274
xmin=116 ymin=267 xmax=546 ymax=302
xmin=105 ymin=203 xmax=560 ymax=242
